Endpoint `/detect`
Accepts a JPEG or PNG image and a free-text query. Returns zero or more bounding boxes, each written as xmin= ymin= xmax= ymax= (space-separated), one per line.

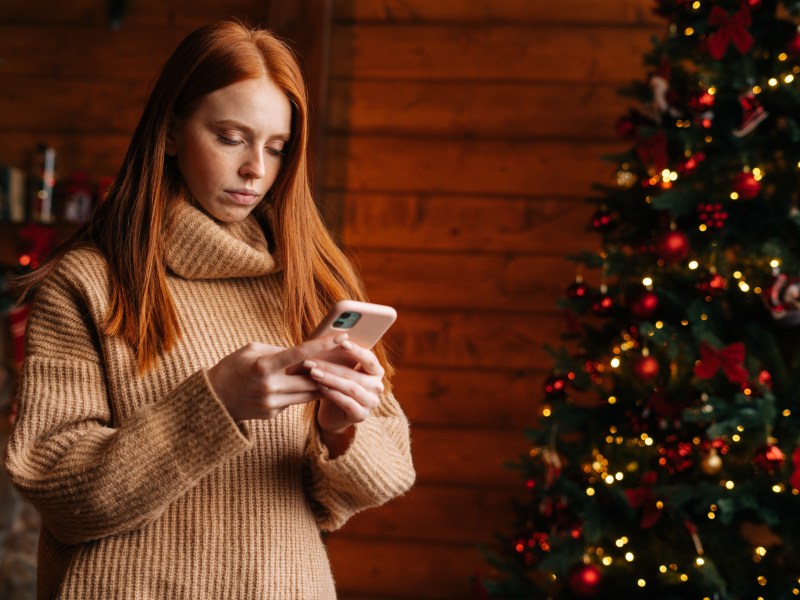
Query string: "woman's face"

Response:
xmin=167 ymin=76 xmax=292 ymax=222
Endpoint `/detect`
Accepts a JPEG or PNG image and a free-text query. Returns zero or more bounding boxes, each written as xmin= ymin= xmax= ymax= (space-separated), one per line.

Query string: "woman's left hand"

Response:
xmin=303 ymin=339 xmax=385 ymax=455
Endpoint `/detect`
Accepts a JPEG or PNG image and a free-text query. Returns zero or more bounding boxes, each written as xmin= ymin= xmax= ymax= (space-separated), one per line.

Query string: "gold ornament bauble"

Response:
xmin=701 ymin=449 xmax=723 ymax=475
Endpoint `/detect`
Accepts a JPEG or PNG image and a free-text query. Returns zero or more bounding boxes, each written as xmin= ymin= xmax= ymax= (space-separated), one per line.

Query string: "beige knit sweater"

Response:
xmin=4 ymin=201 xmax=415 ymax=599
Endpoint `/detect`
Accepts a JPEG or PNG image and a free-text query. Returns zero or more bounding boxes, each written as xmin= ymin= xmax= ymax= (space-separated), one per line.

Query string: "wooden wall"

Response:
xmin=322 ymin=1 xmax=661 ymax=598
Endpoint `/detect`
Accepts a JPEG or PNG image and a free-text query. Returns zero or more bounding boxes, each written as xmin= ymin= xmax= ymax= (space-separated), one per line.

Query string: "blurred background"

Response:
xmin=0 ymin=1 xmax=658 ymax=598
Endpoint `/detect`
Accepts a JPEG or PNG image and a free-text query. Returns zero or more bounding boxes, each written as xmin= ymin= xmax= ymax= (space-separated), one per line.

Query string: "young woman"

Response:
xmin=4 ymin=21 xmax=415 ymax=599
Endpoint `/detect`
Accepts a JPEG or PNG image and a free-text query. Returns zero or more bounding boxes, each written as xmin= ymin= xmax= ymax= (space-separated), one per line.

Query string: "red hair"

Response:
xmin=17 ymin=21 xmax=394 ymax=382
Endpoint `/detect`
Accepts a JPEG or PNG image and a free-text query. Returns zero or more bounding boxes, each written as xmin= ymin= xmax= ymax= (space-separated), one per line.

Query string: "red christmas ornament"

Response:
xmin=787 ymin=28 xmax=800 ymax=55
xmin=758 ymin=370 xmax=773 ymax=390
xmin=753 ymin=444 xmax=785 ymax=474
xmin=615 ymin=114 xmax=637 ymax=139
xmin=732 ymin=171 xmax=761 ymax=199
xmin=659 ymin=436 xmax=694 ymax=473
xmin=568 ymin=563 xmax=602 ymax=598
xmin=632 ymin=355 xmax=659 ymax=382
xmin=656 ymin=230 xmax=690 ymax=263
xmin=678 ymin=151 xmax=706 ymax=175
xmin=630 ymin=290 xmax=659 ymax=319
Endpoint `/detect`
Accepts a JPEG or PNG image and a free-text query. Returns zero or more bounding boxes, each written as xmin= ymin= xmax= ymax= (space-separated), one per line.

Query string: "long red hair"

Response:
xmin=17 ymin=21 xmax=393 ymax=381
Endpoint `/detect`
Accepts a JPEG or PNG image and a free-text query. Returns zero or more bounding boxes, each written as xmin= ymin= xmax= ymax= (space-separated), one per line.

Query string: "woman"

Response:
xmin=4 ymin=21 xmax=415 ymax=599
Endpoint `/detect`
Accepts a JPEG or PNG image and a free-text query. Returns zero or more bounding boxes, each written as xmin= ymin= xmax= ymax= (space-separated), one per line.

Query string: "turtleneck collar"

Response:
xmin=164 ymin=201 xmax=280 ymax=279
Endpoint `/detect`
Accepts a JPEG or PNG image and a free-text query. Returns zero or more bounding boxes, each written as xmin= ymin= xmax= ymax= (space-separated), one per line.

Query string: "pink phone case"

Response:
xmin=310 ymin=300 xmax=397 ymax=349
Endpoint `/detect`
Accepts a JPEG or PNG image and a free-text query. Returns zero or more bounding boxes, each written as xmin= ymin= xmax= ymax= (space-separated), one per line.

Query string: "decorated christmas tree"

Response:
xmin=482 ymin=1 xmax=800 ymax=598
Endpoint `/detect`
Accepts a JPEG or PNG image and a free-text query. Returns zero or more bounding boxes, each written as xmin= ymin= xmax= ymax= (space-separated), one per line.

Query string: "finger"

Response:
xmin=329 ymin=341 xmax=385 ymax=377
xmin=256 ymin=391 xmax=321 ymax=416
xmin=318 ymin=387 xmax=373 ymax=423
xmin=308 ymin=367 xmax=381 ymax=410
xmin=303 ymin=359 xmax=384 ymax=395
xmin=268 ymin=334 xmax=349 ymax=371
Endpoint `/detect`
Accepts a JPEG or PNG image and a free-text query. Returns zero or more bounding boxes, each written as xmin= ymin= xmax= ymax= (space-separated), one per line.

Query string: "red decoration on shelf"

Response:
xmin=656 ymin=230 xmax=690 ymax=263
xmin=693 ymin=341 xmax=749 ymax=383
xmin=632 ymin=355 xmax=660 ymax=382
xmin=753 ymin=444 xmax=785 ymax=474
xmin=630 ymin=290 xmax=659 ymax=319
xmin=567 ymin=563 xmax=602 ymax=598
xmin=707 ymin=4 xmax=754 ymax=60
xmin=732 ymin=171 xmax=761 ymax=199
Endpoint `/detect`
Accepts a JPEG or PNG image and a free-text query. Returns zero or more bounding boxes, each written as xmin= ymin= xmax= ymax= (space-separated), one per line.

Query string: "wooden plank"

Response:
xmin=0 ymin=0 xmax=268 ymax=28
xmin=385 ymin=309 xmax=572 ymax=370
xmin=337 ymin=193 xmax=596 ymax=254
xmin=0 ymin=132 xmax=131 ymax=180
xmin=336 ymin=484 xmax=525 ymax=545
xmin=327 ymin=536 xmax=489 ymax=599
xmin=0 ymin=25 xmax=187 ymax=81
xmin=334 ymin=0 xmax=663 ymax=26
xmin=330 ymin=24 xmax=654 ymax=84
xmin=410 ymin=427 xmax=527 ymax=488
xmin=324 ymin=136 xmax=624 ymax=197
xmin=354 ymin=251 xmax=573 ymax=312
xmin=0 ymin=78 xmax=146 ymax=134
xmin=327 ymin=79 xmax=631 ymax=140
xmin=394 ymin=366 xmax=543 ymax=429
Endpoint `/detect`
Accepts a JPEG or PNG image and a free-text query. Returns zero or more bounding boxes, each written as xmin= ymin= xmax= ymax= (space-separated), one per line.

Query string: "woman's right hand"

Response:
xmin=207 ymin=335 xmax=348 ymax=422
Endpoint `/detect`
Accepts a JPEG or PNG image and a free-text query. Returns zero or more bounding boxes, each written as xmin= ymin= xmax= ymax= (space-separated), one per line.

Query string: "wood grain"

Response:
xmin=330 ymin=24 xmax=655 ymax=84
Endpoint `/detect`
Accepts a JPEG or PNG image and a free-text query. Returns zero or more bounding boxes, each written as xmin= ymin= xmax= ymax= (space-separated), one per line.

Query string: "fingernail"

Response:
xmin=304 ymin=360 xmax=318 ymax=369
xmin=310 ymin=368 xmax=325 ymax=379
xmin=341 ymin=340 xmax=353 ymax=350
xmin=334 ymin=333 xmax=349 ymax=344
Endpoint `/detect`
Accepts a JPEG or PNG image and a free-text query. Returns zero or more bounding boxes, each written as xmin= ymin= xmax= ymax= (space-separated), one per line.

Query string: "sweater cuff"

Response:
xmin=164 ymin=369 xmax=252 ymax=482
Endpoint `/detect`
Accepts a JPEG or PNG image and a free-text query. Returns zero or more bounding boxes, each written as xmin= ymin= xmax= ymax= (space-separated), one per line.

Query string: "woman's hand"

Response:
xmin=303 ymin=339 xmax=386 ymax=456
xmin=207 ymin=335 xmax=349 ymax=423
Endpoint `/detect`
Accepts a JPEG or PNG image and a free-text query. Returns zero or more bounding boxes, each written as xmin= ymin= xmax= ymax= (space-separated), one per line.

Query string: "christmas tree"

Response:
xmin=482 ymin=1 xmax=800 ymax=598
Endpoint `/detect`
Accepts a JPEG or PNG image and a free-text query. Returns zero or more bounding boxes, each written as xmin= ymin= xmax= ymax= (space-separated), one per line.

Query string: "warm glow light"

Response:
xmin=625 ymin=552 xmax=634 ymax=562
xmin=733 ymin=271 xmax=742 ymax=278
xmin=608 ymin=396 xmax=617 ymax=404
xmin=689 ymin=260 xmax=699 ymax=269
xmin=642 ymin=277 xmax=653 ymax=286
xmin=638 ymin=579 xmax=646 ymax=587
xmin=739 ymin=282 xmax=751 ymax=292
xmin=771 ymin=259 xmax=781 ymax=268
xmin=680 ymin=574 xmax=689 ymax=582
xmin=725 ymin=480 xmax=735 ymax=490
xmin=696 ymin=557 xmax=705 ymax=566
xmin=586 ymin=487 xmax=595 ymax=496
xmin=731 ymin=192 xmax=739 ymax=200
xmin=684 ymin=27 xmax=694 ymax=35
xmin=542 ymin=406 xmax=552 ymax=417
xmin=699 ymin=224 xmax=708 ymax=232
xmin=779 ymin=52 xmax=789 ymax=61
xmin=602 ymin=556 xmax=612 ymax=566
xmin=692 ymin=0 xmax=701 ymax=7
xmin=769 ymin=77 xmax=779 ymax=87
xmin=756 ymin=546 xmax=767 ymax=556
xmin=785 ymin=74 xmax=795 ymax=84
xmin=753 ymin=85 xmax=762 ymax=94
xmin=610 ymin=358 xmax=620 ymax=368
xmin=732 ymin=434 xmax=741 ymax=442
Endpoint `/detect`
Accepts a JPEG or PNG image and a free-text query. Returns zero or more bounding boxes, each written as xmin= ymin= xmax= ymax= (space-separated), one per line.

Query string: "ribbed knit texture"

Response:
xmin=4 ymin=201 xmax=415 ymax=600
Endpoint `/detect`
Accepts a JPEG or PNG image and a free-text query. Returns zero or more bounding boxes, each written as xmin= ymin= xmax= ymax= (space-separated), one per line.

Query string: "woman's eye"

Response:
xmin=267 ymin=146 xmax=285 ymax=157
xmin=217 ymin=135 xmax=242 ymax=146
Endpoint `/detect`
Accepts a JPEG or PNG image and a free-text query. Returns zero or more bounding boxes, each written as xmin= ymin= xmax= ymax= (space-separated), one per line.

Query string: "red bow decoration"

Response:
xmin=791 ymin=448 xmax=800 ymax=490
xmin=635 ymin=131 xmax=668 ymax=171
xmin=707 ymin=4 xmax=755 ymax=60
xmin=625 ymin=471 xmax=662 ymax=529
xmin=693 ymin=341 xmax=749 ymax=383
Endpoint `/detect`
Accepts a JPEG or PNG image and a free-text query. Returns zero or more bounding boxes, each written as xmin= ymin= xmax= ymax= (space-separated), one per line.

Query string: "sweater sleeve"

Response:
xmin=304 ymin=390 xmax=415 ymax=532
xmin=3 ymin=265 xmax=252 ymax=545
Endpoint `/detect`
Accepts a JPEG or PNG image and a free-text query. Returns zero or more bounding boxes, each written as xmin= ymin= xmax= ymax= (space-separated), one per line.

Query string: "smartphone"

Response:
xmin=297 ymin=300 xmax=397 ymax=370
xmin=310 ymin=300 xmax=397 ymax=348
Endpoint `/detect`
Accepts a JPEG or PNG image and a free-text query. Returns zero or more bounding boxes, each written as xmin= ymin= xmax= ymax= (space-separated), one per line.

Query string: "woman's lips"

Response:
xmin=226 ymin=190 xmax=261 ymax=205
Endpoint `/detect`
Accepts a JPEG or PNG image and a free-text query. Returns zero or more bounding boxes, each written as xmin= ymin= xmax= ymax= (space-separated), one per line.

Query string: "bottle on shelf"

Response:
xmin=28 ymin=144 xmax=56 ymax=224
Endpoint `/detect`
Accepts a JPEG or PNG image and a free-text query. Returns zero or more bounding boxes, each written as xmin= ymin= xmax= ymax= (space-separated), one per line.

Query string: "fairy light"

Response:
xmin=725 ymin=480 xmax=735 ymax=490
xmin=752 ymin=167 xmax=763 ymax=180
xmin=739 ymin=281 xmax=751 ymax=292
xmin=642 ymin=276 xmax=653 ymax=287
xmin=786 ymin=74 xmax=795 ymax=84
xmin=610 ymin=357 xmax=621 ymax=368
xmin=607 ymin=395 xmax=617 ymax=404
xmin=602 ymin=556 xmax=612 ymax=566
xmin=680 ymin=574 xmax=689 ymax=582
xmin=771 ymin=259 xmax=781 ymax=268
xmin=759 ymin=576 xmax=768 ymax=586
xmin=769 ymin=77 xmax=779 ymax=87
xmin=699 ymin=223 xmax=708 ymax=232
xmin=638 ymin=579 xmax=646 ymax=587
xmin=685 ymin=27 xmax=694 ymax=36
xmin=731 ymin=191 xmax=740 ymax=200
xmin=625 ymin=552 xmax=635 ymax=562
xmin=696 ymin=557 xmax=705 ymax=566
xmin=783 ymin=409 xmax=792 ymax=417
xmin=732 ymin=433 xmax=741 ymax=442
xmin=689 ymin=260 xmax=699 ymax=269
xmin=586 ymin=487 xmax=596 ymax=496
xmin=542 ymin=406 xmax=552 ymax=417
xmin=616 ymin=537 xmax=628 ymax=547
xmin=733 ymin=271 xmax=742 ymax=279
xmin=692 ymin=0 xmax=701 ymax=7
xmin=779 ymin=52 xmax=789 ymax=61
xmin=753 ymin=85 xmax=762 ymax=94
